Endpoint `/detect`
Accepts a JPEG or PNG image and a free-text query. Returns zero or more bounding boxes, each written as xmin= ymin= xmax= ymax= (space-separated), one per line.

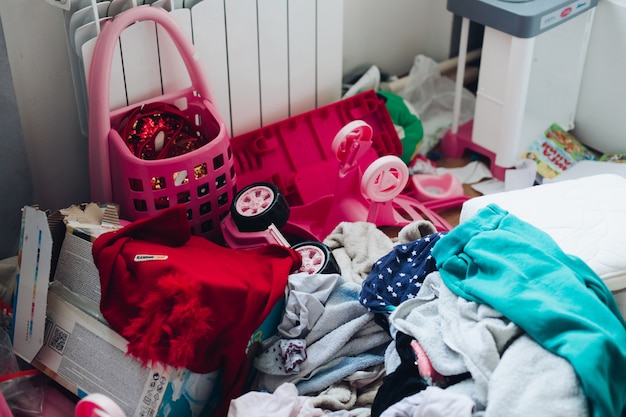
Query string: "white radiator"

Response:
xmin=57 ymin=0 xmax=343 ymax=137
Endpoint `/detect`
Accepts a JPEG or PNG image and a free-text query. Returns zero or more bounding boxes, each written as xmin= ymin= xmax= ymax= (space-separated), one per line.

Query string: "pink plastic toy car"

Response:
xmin=220 ymin=181 xmax=341 ymax=275
xmin=221 ymin=119 xmax=452 ymax=273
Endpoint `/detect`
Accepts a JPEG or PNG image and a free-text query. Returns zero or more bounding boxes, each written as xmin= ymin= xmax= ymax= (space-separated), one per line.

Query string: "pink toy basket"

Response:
xmin=88 ymin=6 xmax=235 ymax=242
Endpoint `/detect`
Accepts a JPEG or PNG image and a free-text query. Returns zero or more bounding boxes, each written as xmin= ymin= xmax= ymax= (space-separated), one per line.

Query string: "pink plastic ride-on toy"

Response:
xmin=277 ymin=119 xmax=451 ymax=239
xmin=220 ymin=120 xmax=452 ymax=274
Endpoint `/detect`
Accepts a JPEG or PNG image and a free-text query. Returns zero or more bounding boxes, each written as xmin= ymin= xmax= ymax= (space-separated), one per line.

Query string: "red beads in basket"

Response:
xmin=118 ymin=102 xmax=209 ymax=160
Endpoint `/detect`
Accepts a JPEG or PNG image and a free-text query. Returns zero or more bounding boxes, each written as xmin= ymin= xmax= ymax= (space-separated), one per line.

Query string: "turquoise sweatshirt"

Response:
xmin=432 ymin=203 xmax=626 ymax=417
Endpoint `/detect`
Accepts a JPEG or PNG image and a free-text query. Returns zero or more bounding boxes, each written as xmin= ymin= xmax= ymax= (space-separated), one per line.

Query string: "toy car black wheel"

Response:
xmin=231 ymin=182 xmax=290 ymax=232
xmin=292 ymin=241 xmax=341 ymax=275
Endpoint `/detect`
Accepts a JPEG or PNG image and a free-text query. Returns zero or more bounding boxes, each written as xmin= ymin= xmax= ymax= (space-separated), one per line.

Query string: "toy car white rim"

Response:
xmin=292 ymin=241 xmax=341 ymax=275
xmin=295 ymin=244 xmax=327 ymax=274
xmin=230 ymin=182 xmax=291 ymax=233
xmin=235 ymin=184 xmax=276 ymax=217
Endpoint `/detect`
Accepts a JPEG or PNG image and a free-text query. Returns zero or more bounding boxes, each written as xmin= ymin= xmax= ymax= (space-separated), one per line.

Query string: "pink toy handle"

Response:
xmin=88 ymin=5 xmax=217 ymax=203
xmin=75 ymin=393 xmax=126 ymax=417
xmin=0 ymin=392 xmax=13 ymax=417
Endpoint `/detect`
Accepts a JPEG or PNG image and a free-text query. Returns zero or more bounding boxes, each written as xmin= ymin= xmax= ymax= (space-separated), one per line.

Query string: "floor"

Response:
xmin=380 ymin=154 xmax=483 ymax=239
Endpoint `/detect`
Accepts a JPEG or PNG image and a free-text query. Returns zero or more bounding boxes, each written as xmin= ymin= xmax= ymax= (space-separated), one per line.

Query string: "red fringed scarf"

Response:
xmin=91 ymin=205 xmax=301 ymax=416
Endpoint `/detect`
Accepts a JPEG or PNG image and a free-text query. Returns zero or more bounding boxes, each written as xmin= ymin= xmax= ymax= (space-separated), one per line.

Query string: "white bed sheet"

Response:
xmin=460 ymin=174 xmax=626 ymax=292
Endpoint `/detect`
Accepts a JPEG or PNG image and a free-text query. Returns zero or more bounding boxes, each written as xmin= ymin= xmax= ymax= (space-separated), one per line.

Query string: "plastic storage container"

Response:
xmin=442 ymin=0 xmax=597 ymax=180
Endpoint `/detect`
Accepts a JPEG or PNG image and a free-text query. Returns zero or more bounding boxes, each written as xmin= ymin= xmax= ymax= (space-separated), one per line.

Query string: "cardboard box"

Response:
xmin=13 ymin=206 xmax=52 ymax=362
xmin=52 ymin=224 xmax=110 ymax=308
xmin=13 ymin=206 xmax=223 ymax=417
xmin=36 ymin=284 xmax=223 ymax=417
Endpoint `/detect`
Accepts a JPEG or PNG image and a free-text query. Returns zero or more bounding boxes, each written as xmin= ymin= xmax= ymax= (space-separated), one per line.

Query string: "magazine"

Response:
xmin=522 ymin=123 xmax=597 ymax=183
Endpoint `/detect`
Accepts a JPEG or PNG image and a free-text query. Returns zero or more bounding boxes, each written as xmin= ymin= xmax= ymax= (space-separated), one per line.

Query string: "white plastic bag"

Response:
xmin=399 ymin=54 xmax=475 ymax=155
xmin=0 ymin=330 xmax=46 ymax=416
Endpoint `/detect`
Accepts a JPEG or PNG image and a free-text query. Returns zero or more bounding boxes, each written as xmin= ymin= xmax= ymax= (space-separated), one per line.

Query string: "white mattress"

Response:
xmin=460 ymin=174 xmax=626 ymax=292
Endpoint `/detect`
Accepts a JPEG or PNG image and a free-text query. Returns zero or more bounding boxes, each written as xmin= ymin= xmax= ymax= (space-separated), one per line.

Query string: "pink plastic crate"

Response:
xmin=230 ymin=90 xmax=402 ymax=208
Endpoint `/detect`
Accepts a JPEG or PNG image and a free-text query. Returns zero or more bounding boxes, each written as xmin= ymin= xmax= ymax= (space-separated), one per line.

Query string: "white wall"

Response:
xmin=0 ymin=1 xmax=87 ymax=213
xmin=342 ymin=0 xmax=452 ymax=77
xmin=0 ymin=0 xmax=453 ymax=212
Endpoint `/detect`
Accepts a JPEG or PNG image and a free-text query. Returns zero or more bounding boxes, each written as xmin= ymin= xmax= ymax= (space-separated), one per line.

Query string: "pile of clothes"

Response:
xmin=234 ymin=204 xmax=626 ymax=417
xmin=91 ymin=204 xmax=626 ymax=417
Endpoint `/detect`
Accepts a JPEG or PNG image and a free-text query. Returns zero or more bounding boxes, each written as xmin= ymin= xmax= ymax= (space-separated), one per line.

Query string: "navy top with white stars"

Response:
xmin=359 ymin=232 xmax=447 ymax=312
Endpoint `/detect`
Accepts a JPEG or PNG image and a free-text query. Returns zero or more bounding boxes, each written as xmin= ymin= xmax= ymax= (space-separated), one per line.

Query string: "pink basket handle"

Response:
xmin=88 ymin=5 xmax=216 ymax=203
